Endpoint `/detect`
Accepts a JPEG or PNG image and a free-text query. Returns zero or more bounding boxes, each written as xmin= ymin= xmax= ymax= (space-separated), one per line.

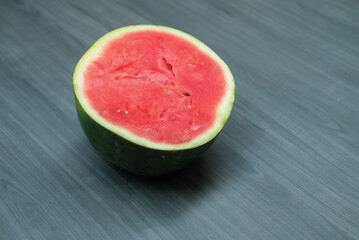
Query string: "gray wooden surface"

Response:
xmin=1 ymin=0 xmax=359 ymax=239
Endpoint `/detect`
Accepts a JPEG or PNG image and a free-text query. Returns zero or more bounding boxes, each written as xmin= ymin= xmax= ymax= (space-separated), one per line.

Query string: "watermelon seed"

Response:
xmin=117 ymin=110 xmax=121 ymax=113
xmin=183 ymin=92 xmax=190 ymax=96
xmin=188 ymin=105 xmax=191 ymax=109
xmin=122 ymin=49 xmax=127 ymax=59
xmin=125 ymin=111 xmax=128 ymax=114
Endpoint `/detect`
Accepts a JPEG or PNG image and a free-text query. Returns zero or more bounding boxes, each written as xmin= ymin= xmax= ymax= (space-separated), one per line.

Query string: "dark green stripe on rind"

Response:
xmin=75 ymin=96 xmax=215 ymax=176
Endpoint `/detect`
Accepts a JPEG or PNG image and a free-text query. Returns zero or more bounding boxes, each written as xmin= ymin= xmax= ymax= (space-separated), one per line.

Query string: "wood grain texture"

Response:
xmin=1 ymin=0 xmax=358 ymax=239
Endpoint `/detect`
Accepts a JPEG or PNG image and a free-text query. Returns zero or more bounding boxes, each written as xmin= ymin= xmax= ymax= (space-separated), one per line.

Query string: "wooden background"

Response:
xmin=1 ymin=0 xmax=358 ymax=239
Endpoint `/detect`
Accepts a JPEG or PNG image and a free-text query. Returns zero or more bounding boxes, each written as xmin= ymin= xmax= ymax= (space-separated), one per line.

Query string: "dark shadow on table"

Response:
xmin=91 ymin=113 xmax=254 ymax=225
xmin=108 ymin=153 xmax=212 ymax=192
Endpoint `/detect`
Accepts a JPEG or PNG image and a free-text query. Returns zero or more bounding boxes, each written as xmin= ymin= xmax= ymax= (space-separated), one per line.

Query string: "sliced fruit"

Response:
xmin=73 ymin=25 xmax=235 ymax=175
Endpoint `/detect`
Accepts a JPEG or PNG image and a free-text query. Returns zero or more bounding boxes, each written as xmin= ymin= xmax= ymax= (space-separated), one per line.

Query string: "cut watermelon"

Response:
xmin=74 ymin=25 xmax=235 ymax=175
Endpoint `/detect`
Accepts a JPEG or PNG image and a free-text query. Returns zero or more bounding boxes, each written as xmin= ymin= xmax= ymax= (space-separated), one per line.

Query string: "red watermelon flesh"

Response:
xmin=83 ymin=30 xmax=226 ymax=144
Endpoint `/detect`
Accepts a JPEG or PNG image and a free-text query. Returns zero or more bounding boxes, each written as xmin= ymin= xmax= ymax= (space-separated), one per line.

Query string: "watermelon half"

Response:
xmin=73 ymin=25 xmax=235 ymax=176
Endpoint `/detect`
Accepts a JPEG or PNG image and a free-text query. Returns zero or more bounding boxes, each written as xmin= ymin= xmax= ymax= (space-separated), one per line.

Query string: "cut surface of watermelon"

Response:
xmin=74 ymin=25 xmax=235 ymax=151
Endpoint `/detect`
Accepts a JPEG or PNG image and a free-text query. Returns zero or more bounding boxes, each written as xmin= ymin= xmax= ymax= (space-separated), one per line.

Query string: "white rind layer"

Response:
xmin=74 ymin=25 xmax=235 ymax=150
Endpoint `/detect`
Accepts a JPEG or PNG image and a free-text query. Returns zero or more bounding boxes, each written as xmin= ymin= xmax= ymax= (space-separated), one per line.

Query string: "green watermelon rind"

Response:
xmin=76 ymin=95 xmax=215 ymax=175
xmin=73 ymin=25 xmax=235 ymax=175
